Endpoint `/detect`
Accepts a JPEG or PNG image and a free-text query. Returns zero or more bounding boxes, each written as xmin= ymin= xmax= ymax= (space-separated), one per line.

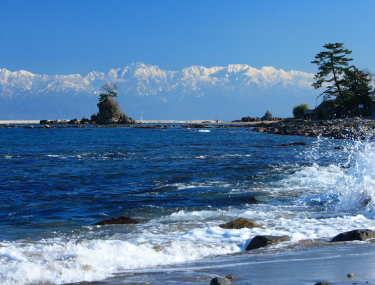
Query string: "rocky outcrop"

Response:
xmin=240 ymin=114 xmax=283 ymax=123
xmin=80 ymin=117 xmax=90 ymax=124
xmin=94 ymin=216 xmax=141 ymax=226
xmin=252 ymin=117 xmax=375 ymax=140
xmin=331 ymin=229 xmax=375 ymax=242
xmin=93 ymin=98 xmax=135 ymax=124
xmin=241 ymin=116 xmax=261 ymax=122
xmin=261 ymin=110 xmax=273 ymax=121
xmin=68 ymin=118 xmax=80 ymax=124
xmin=246 ymin=235 xmax=290 ymax=250
xmin=219 ymin=218 xmax=259 ymax=229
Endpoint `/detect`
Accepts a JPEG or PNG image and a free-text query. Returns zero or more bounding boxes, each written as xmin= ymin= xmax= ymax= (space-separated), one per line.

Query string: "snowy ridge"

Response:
xmin=0 ymin=63 xmax=319 ymax=120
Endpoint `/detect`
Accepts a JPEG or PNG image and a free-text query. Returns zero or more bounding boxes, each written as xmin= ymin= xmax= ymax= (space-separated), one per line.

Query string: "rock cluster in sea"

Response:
xmin=252 ymin=117 xmax=375 ymax=140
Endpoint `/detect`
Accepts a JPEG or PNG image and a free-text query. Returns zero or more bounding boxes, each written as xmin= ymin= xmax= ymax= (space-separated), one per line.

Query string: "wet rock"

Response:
xmin=152 ymin=245 xmax=164 ymax=252
xmin=225 ymin=274 xmax=238 ymax=280
xmin=247 ymin=196 xmax=260 ymax=203
xmin=331 ymin=229 xmax=375 ymax=242
xmin=280 ymin=142 xmax=308 ymax=146
xmin=81 ymin=117 xmax=90 ymax=124
xmin=246 ymin=235 xmax=290 ymax=250
xmin=94 ymin=216 xmax=141 ymax=226
xmin=256 ymin=127 xmax=267 ymax=133
xmin=334 ymin=146 xmax=345 ymax=150
xmin=68 ymin=118 xmax=80 ymax=124
xmin=219 ymin=218 xmax=259 ymax=229
xmin=210 ymin=277 xmax=231 ymax=285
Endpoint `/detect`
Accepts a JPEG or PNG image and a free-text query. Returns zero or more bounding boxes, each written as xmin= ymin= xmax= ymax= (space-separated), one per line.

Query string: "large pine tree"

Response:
xmin=311 ymin=43 xmax=353 ymax=101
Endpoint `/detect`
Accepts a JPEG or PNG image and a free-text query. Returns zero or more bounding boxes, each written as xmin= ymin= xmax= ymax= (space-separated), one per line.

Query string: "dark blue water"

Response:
xmin=0 ymin=127 xmax=313 ymax=239
xmin=0 ymin=126 xmax=371 ymax=284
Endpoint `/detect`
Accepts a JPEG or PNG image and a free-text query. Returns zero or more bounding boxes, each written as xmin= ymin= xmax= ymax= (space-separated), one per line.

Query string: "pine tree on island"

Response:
xmin=91 ymin=83 xmax=135 ymax=124
xmin=311 ymin=43 xmax=374 ymax=117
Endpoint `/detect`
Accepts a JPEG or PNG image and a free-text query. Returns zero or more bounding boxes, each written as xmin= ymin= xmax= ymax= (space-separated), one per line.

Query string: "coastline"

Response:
xmin=2 ymin=117 xmax=375 ymax=141
xmin=2 ymin=123 xmax=375 ymax=284
xmin=65 ymin=242 xmax=375 ymax=285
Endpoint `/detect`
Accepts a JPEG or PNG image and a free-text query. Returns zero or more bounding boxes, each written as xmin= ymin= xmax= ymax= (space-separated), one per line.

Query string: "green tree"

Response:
xmin=293 ymin=103 xmax=309 ymax=118
xmin=311 ymin=43 xmax=353 ymax=101
xmin=339 ymin=68 xmax=374 ymax=113
xmin=99 ymin=83 xmax=118 ymax=103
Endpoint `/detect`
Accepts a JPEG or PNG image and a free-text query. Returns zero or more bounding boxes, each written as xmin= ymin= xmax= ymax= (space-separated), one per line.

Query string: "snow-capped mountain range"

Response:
xmin=0 ymin=62 xmax=319 ymax=121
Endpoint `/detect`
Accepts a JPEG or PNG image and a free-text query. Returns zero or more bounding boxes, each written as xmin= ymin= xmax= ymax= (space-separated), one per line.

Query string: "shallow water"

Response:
xmin=0 ymin=126 xmax=374 ymax=284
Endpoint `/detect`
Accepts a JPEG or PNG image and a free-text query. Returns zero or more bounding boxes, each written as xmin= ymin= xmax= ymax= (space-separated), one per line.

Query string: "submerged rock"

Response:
xmin=247 ymin=196 xmax=260 ymax=203
xmin=219 ymin=218 xmax=259 ymax=229
xmin=280 ymin=142 xmax=308 ymax=146
xmin=225 ymin=274 xmax=238 ymax=280
xmin=246 ymin=235 xmax=290 ymax=250
xmin=334 ymin=146 xmax=345 ymax=150
xmin=94 ymin=216 xmax=141 ymax=226
xmin=331 ymin=229 xmax=375 ymax=242
xmin=210 ymin=277 xmax=231 ymax=285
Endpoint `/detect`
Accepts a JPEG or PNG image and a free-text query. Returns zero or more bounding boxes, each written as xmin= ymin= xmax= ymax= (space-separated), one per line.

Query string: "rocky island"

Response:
xmin=40 ymin=83 xmax=135 ymax=126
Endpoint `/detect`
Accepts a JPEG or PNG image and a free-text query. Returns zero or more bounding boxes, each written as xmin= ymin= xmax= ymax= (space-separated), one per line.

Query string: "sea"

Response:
xmin=1 ymin=125 xmax=375 ymax=284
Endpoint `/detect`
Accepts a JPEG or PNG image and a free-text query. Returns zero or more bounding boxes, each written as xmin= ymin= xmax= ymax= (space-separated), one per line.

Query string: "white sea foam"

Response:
xmin=3 ymin=139 xmax=375 ymax=284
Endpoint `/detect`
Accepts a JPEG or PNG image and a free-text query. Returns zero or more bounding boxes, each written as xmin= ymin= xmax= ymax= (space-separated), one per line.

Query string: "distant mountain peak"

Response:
xmin=0 ymin=63 xmax=319 ymax=120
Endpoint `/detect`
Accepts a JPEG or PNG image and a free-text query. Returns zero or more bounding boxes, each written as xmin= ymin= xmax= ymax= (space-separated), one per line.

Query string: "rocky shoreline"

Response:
xmin=251 ymin=117 xmax=375 ymax=140
xmin=2 ymin=117 xmax=375 ymax=141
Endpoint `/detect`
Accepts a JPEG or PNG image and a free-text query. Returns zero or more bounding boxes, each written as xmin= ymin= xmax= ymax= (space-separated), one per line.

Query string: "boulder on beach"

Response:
xmin=246 ymin=235 xmax=290 ymax=250
xmin=210 ymin=277 xmax=231 ymax=285
xmin=331 ymin=229 xmax=375 ymax=242
xmin=219 ymin=218 xmax=259 ymax=229
xmin=94 ymin=216 xmax=141 ymax=226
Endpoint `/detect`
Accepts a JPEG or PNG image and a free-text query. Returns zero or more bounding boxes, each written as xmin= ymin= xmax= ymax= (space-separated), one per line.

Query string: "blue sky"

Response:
xmin=1 ymin=0 xmax=374 ymax=76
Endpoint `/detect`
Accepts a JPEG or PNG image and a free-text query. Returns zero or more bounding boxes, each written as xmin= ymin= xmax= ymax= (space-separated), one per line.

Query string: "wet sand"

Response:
xmin=71 ymin=242 xmax=375 ymax=285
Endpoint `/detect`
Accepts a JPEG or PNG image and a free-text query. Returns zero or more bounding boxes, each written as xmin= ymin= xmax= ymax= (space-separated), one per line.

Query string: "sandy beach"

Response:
xmin=65 ymin=242 xmax=375 ymax=285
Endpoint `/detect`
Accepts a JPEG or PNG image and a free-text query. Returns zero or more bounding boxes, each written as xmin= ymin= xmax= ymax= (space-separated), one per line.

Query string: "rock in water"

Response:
xmin=247 ymin=196 xmax=260 ymax=203
xmin=246 ymin=235 xmax=290 ymax=250
xmin=219 ymin=218 xmax=259 ymax=229
xmin=331 ymin=229 xmax=375 ymax=242
xmin=95 ymin=98 xmax=135 ymax=124
xmin=210 ymin=277 xmax=231 ymax=285
xmin=94 ymin=216 xmax=141 ymax=225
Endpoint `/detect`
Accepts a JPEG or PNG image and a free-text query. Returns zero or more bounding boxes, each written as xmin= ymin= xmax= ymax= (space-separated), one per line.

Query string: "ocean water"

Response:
xmin=1 ymin=125 xmax=375 ymax=284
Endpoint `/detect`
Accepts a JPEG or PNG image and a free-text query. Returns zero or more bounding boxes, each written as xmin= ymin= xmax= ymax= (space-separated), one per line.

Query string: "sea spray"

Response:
xmin=332 ymin=142 xmax=375 ymax=215
xmin=2 ymin=127 xmax=375 ymax=284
